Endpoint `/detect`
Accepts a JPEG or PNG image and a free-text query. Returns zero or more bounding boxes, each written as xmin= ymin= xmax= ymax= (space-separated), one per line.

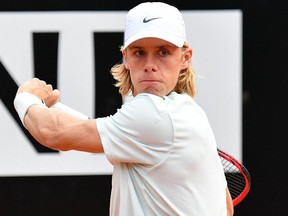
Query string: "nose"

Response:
xmin=144 ymin=55 xmax=157 ymax=72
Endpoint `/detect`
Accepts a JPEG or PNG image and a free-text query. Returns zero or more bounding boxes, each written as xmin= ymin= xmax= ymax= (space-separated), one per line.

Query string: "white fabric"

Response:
xmin=123 ymin=2 xmax=186 ymax=49
xmin=52 ymin=102 xmax=89 ymax=120
xmin=14 ymin=92 xmax=46 ymax=127
xmin=97 ymin=92 xmax=227 ymax=216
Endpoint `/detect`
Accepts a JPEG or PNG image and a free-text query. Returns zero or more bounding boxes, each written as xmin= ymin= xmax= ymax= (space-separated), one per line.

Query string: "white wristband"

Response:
xmin=14 ymin=92 xmax=47 ymax=126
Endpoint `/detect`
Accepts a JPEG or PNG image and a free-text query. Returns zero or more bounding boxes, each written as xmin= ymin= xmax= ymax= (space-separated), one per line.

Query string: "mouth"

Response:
xmin=140 ymin=80 xmax=161 ymax=83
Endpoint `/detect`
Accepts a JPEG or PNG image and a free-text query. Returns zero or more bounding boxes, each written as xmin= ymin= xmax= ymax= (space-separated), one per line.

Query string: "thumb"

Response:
xmin=46 ymin=89 xmax=61 ymax=107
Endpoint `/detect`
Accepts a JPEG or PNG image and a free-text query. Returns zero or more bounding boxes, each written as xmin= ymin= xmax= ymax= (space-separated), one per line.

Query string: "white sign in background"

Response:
xmin=0 ymin=11 xmax=242 ymax=176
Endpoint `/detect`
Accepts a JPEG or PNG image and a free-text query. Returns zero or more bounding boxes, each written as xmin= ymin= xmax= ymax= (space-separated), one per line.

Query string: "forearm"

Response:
xmin=14 ymin=78 xmax=104 ymax=153
xmin=24 ymin=104 xmax=103 ymax=153
xmin=226 ymin=187 xmax=234 ymax=216
xmin=24 ymin=104 xmax=74 ymax=148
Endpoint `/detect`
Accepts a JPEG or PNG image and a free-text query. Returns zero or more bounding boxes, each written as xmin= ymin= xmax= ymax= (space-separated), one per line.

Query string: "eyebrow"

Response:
xmin=129 ymin=44 xmax=176 ymax=50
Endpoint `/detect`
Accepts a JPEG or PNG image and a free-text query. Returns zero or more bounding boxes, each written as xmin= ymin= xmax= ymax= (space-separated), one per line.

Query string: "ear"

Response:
xmin=181 ymin=48 xmax=193 ymax=70
xmin=122 ymin=50 xmax=130 ymax=69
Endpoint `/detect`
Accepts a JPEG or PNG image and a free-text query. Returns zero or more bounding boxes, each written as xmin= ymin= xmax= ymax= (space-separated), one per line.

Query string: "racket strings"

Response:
xmin=220 ymin=157 xmax=246 ymax=200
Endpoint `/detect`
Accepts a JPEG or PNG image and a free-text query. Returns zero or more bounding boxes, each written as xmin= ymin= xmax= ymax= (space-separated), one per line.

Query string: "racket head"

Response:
xmin=217 ymin=148 xmax=251 ymax=206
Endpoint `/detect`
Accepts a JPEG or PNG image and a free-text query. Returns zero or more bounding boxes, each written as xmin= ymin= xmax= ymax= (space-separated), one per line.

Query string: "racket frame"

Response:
xmin=217 ymin=148 xmax=251 ymax=206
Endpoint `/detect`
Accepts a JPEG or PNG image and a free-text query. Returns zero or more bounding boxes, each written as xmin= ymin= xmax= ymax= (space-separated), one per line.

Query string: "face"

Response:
xmin=123 ymin=38 xmax=192 ymax=97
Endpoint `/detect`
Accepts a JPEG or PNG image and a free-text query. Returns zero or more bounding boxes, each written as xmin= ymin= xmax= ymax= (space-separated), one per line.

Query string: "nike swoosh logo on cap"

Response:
xmin=143 ymin=17 xmax=161 ymax=23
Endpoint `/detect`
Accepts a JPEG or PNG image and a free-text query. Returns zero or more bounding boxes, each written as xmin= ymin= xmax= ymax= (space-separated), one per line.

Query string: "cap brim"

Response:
xmin=123 ymin=31 xmax=185 ymax=49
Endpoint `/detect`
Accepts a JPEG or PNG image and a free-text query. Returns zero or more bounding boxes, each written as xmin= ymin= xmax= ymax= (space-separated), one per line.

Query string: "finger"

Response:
xmin=45 ymin=84 xmax=53 ymax=92
xmin=46 ymin=89 xmax=61 ymax=107
xmin=40 ymin=80 xmax=47 ymax=86
xmin=17 ymin=78 xmax=42 ymax=94
xmin=41 ymin=84 xmax=54 ymax=106
xmin=31 ymin=77 xmax=40 ymax=83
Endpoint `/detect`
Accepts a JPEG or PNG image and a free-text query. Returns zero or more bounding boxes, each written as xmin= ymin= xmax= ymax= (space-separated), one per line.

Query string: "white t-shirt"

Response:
xmin=96 ymin=92 xmax=227 ymax=216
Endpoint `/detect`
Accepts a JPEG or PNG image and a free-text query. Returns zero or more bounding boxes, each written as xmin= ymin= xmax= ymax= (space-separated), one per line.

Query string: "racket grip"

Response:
xmin=52 ymin=102 xmax=89 ymax=120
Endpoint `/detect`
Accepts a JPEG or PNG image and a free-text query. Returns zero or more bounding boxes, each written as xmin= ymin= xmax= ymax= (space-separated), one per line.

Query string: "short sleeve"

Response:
xmin=96 ymin=94 xmax=174 ymax=166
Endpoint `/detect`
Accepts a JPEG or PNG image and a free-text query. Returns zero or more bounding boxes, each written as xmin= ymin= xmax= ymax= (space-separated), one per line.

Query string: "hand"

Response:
xmin=16 ymin=78 xmax=60 ymax=107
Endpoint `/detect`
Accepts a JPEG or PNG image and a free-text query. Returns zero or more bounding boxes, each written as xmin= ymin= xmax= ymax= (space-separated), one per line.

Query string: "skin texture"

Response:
xmin=16 ymin=37 xmax=233 ymax=215
xmin=226 ymin=187 xmax=234 ymax=216
xmin=123 ymin=38 xmax=192 ymax=97
xmin=17 ymin=78 xmax=103 ymax=153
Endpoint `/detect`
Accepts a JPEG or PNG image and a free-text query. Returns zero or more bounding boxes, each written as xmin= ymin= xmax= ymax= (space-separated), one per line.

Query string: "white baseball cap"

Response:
xmin=123 ymin=2 xmax=187 ymax=49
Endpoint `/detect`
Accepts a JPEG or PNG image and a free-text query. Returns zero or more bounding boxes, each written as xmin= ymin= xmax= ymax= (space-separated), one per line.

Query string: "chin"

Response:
xmin=143 ymin=90 xmax=165 ymax=97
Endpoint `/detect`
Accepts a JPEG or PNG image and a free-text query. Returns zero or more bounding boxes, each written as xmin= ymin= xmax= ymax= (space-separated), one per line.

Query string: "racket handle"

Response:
xmin=52 ymin=102 xmax=89 ymax=120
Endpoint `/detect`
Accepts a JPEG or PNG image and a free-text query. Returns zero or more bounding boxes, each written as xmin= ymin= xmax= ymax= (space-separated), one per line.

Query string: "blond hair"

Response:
xmin=111 ymin=43 xmax=196 ymax=98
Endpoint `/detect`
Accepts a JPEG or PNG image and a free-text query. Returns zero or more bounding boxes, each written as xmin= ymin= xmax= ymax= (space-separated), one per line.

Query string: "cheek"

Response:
xmin=173 ymin=73 xmax=180 ymax=86
xmin=128 ymin=69 xmax=137 ymax=84
xmin=124 ymin=61 xmax=130 ymax=70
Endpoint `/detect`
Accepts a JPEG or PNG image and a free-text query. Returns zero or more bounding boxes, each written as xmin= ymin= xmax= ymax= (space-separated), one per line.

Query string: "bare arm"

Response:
xmin=226 ymin=187 xmax=234 ymax=216
xmin=14 ymin=78 xmax=103 ymax=153
xmin=24 ymin=105 xmax=103 ymax=153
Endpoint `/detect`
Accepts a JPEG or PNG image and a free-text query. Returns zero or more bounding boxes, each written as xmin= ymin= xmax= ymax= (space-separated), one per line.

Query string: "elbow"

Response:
xmin=38 ymin=127 xmax=67 ymax=151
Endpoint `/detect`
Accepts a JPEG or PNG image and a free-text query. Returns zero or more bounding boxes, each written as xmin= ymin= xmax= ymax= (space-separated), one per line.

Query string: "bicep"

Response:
xmin=25 ymin=105 xmax=103 ymax=153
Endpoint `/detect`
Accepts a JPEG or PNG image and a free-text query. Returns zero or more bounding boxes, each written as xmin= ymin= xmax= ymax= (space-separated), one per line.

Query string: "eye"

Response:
xmin=135 ymin=49 xmax=145 ymax=56
xmin=159 ymin=49 xmax=169 ymax=56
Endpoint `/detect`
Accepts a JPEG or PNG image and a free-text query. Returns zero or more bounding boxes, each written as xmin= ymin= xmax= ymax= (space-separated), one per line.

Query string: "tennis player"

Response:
xmin=14 ymin=2 xmax=233 ymax=215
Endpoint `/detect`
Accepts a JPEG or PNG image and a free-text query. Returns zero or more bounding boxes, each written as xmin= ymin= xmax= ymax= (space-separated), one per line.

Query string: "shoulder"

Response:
xmin=97 ymin=93 xmax=175 ymax=155
xmin=166 ymin=92 xmax=206 ymax=115
xmin=100 ymin=93 xmax=174 ymax=143
xmin=117 ymin=93 xmax=169 ymax=126
xmin=123 ymin=92 xmax=166 ymax=111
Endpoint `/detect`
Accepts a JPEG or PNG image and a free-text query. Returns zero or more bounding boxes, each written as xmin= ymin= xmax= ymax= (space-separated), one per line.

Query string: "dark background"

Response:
xmin=1 ymin=0 xmax=288 ymax=215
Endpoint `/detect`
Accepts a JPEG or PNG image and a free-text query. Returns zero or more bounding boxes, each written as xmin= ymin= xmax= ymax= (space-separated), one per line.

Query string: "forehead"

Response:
xmin=127 ymin=37 xmax=178 ymax=49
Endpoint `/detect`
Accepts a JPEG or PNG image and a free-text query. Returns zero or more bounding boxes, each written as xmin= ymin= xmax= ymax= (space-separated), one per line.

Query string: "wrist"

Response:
xmin=14 ymin=92 xmax=47 ymax=127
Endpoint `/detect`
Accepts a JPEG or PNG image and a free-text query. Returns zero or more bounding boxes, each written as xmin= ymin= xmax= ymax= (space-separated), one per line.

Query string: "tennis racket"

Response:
xmin=218 ymin=148 xmax=251 ymax=206
xmin=52 ymin=102 xmax=251 ymax=206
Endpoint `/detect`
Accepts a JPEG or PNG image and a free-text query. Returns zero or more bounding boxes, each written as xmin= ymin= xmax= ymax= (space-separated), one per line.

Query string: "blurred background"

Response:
xmin=1 ymin=0 xmax=288 ymax=215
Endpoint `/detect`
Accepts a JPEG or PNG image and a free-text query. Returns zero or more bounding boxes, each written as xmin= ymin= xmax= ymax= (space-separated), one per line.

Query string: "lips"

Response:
xmin=141 ymin=79 xmax=157 ymax=82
